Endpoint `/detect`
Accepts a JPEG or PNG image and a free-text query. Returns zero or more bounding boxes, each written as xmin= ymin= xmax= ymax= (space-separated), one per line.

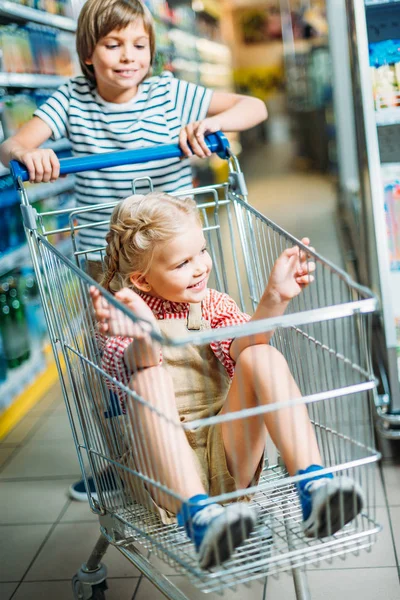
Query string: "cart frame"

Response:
xmin=11 ymin=133 xmax=381 ymax=600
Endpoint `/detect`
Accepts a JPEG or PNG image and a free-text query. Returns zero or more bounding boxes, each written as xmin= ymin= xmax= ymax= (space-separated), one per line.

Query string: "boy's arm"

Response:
xmin=0 ymin=117 xmax=59 ymax=183
xmin=207 ymin=91 xmax=268 ymax=131
xmin=179 ymin=91 xmax=267 ymax=158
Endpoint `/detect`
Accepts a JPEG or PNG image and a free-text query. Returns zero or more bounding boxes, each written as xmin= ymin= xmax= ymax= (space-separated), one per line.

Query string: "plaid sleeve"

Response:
xmin=101 ymin=335 xmax=163 ymax=394
xmin=205 ymin=290 xmax=251 ymax=378
xmin=101 ymin=336 xmax=133 ymax=391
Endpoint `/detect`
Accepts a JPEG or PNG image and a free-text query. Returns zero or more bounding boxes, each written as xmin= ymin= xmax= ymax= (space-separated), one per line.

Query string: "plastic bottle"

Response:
xmin=0 ymin=332 xmax=7 ymax=383
xmin=20 ymin=268 xmax=47 ymax=349
xmin=0 ymin=279 xmax=31 ymax=368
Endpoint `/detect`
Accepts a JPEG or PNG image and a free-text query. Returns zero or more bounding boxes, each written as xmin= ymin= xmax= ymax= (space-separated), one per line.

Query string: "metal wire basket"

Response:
xmin=11 ymin=133 xmax=381 ymax=600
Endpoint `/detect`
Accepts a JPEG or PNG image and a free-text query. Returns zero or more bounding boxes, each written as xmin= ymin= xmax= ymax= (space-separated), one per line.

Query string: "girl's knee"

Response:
xmin=236 ymin=344 xmax=287 ymax=373
xmin=129 ymin=365 xmax=172 ymax=391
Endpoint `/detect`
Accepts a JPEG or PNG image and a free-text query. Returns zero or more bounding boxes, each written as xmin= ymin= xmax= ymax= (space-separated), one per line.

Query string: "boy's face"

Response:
xmin=86 ymin=19 xmax=151 ymax=103
xmin=133 ymin=220 xmax=213 ymax=304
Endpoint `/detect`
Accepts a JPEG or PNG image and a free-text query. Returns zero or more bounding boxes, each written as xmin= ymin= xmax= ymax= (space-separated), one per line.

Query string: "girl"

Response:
xmin=91 ymin=192 xmax=365 ymax=569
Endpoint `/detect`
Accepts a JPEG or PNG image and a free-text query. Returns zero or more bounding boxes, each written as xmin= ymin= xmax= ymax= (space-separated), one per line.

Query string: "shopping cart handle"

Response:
xmin=10 ymin=132 xmax=230 ymax=183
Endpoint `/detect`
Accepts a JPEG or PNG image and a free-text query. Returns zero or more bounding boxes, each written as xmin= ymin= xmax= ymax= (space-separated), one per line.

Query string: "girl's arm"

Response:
xmin=0 ymin=116 xmax=60 ymax=183
xmin=91 ymin=287 xmax=161 ymax=371
xmin=230 ymin=239 xmax=315 ymax=362
xmin=179 ymin=91 xmax=268 ymax=158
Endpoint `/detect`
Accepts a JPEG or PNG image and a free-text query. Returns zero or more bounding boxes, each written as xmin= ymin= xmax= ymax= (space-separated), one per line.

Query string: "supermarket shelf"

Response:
xmin=0 ymin=139 xmax=72 ymax=178
xmin=375 ymin=108 xmax=400 ymax=126
xmin=0 ymin=348 xmax=46 ymax=413
xmin=0 ymin=0 xmax=76 ymax=31
xmin=0 ymin=244 xmax=30 ymax=277
xmin=0 ymin=73 xmax=68 ymax=88
xmin=24 ymin=174 xmax=75 ymax=203
xmin=0 ymin=212 xmax=74 ymax=276
xmin=365 ymin=0 xmax=400 ymax=5
xmin=192 ymin=0 xmax=221 ymax=20
xmin=0 ymin=345 xmax=61 ymax=440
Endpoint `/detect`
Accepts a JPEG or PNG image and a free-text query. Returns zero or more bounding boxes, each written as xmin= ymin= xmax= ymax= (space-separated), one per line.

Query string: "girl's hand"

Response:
xmin=266 ymin=238 xmax=316 ymax=304
xmin=90 ymin=286 xmax=156 ymax=338
xmin=12 ymin=147 xmax=60 ymax=183
xmin=179 ymin=118 xmax=221 ymax=158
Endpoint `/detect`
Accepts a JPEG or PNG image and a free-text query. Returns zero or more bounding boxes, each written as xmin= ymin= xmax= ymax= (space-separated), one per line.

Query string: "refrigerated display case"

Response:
xmin=331 ymin=0 xmax=400 ymax=438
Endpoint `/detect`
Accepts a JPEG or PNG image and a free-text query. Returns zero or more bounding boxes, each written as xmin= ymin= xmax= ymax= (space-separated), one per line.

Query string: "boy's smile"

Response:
xmin=85 ymin=19 xmax=152 ymax=103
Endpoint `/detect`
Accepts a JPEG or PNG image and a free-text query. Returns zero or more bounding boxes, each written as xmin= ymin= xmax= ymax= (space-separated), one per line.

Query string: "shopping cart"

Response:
xmin=11 ymin=133 xmax=381 ymax=600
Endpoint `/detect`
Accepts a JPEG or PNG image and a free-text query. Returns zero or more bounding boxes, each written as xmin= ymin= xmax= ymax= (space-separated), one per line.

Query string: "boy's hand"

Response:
xmin=266 ymin=238 xmax=316 ymax=304
xmin=12 ymin=148 xmax=60 ymax=183
xmin=179 ymin=118 xmax=221 ymax=158
xmin=90 ymin=286 xmax=156 ymax=338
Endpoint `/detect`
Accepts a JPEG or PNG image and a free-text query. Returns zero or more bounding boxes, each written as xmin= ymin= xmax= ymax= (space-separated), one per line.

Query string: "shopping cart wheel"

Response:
xmin=72 ymin=565 xmax=108 ymax=600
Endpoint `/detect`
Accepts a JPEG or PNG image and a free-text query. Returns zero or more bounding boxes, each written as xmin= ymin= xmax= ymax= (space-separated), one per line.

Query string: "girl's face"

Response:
xmin=133 ymin=220 xmax=213 ymax=304
xmin=86 ymin=19 xmax=151 ymax=103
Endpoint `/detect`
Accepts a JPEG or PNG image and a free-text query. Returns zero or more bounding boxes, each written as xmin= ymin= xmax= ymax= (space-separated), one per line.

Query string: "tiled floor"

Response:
xmin=1 ymin=141 xmax=400 ymax=599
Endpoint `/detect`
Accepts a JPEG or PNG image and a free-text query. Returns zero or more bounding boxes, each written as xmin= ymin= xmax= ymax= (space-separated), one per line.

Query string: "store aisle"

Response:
xmin=0 ymin=144 xmax=399 ymax=600
xmin=242 ymin=140 xmax=344 ymax=267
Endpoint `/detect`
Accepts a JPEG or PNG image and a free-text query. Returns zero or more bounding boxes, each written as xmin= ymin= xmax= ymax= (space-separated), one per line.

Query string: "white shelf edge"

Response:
xmin=0 ymin=0 xmax=76 ymax=31
xmin=376 ymin=109 xmax=400 ymax=126
xmin=0 ymin=73 xmax=69 ymax=88
xmin=24 ymin=175 xmax=75 ymax=203
xmin=0 ymin=244 xmax=29 ymax=277
xmin=0 ymin=347 xmax=47 ymax=412
xmin=0 ymin=229 xmax=73 ymax=277
xmin=365 ymin=0 xmax=400 ymax=6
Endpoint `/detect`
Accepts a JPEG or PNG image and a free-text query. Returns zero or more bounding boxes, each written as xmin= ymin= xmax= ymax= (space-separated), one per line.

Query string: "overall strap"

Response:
xmin=187 ymin=303 xmax=202 ymax=330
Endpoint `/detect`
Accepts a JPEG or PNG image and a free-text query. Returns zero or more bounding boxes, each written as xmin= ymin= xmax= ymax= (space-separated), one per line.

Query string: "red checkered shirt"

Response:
xmin=99 ymin=288 xmax=251 ymax=394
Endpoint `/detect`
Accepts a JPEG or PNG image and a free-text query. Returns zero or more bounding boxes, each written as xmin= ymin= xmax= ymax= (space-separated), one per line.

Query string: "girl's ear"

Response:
xmin=84 ymin=56 xmax=93 ymax=65
xmin=130 ymin=272 xmax=151 ymax=292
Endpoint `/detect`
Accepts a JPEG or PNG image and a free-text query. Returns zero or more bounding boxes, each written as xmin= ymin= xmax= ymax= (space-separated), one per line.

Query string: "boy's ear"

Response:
xmin=130 ymin=272 xmax=151 ymax=292
xmin=84 ymin=56 xmax=93 ymax=65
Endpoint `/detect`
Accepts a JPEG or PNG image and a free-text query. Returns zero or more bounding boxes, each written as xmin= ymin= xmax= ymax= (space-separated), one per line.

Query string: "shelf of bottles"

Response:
xmin=0 ymin=0 xmax=76 ymax=29
xmin=370 ymin=40 xmax=400 ymax=127
xmin=0 ymin=184 xmax=75 ymax=411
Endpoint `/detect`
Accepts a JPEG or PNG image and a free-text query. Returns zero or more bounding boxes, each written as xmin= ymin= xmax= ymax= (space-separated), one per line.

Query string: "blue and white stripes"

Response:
xmin=35 ymin=71 xmax=212 ymax=249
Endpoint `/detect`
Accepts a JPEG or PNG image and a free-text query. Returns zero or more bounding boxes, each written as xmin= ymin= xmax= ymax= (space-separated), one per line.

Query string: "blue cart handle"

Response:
xmin=10 ymin=131 xmax=230 ymax=183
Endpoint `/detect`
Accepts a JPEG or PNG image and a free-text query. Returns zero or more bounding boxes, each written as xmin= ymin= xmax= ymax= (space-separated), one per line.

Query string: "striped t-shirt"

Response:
xmin=34 ymin=72 xmax=213 ymax=250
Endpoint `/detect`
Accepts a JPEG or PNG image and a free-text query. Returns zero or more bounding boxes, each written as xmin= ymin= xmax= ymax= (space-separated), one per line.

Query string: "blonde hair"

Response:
xmin=101 ymin=193 xmax=201 ymax=293
xmin=76 ymin=0 xmax=156 ymax=84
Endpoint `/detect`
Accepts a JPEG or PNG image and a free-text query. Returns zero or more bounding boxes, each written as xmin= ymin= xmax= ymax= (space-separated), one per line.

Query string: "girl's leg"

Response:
xmin=220 ymin=344 xmax=322 ymax=488
xmin=127 ymin=365 xmax=205 ymax=513
xmin=128 ymin=365 xmax=258 ymax=568
xmin=221 ymin=344 xmax=364 ymax=539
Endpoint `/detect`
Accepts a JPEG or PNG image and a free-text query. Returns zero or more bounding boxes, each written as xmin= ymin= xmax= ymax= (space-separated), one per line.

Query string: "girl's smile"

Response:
xmin=131 ymin=220 xmax=212 ymax=303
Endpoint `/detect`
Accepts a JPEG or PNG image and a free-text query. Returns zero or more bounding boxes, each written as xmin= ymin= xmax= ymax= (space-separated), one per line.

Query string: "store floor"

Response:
xmin=1 ymin=142 xmax=400 ymax=600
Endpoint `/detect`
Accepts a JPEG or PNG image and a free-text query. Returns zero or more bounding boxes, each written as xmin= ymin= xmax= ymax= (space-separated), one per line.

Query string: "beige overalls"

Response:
xmin=118 ymin=303 xmax=263 ymax=524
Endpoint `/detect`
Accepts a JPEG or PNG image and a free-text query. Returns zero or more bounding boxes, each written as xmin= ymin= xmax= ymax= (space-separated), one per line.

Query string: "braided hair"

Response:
xmin=101 ymin=192 xmax=201 ymax=293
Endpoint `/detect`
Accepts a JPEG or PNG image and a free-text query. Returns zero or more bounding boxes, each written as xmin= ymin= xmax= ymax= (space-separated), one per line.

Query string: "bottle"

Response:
xmin=0 ymin=331 xmax=7 ymax=383
xmin=0 ymin=278 xmax=31 ymax=368
xmin=20 ymin=268 xmax=47 ymax=350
